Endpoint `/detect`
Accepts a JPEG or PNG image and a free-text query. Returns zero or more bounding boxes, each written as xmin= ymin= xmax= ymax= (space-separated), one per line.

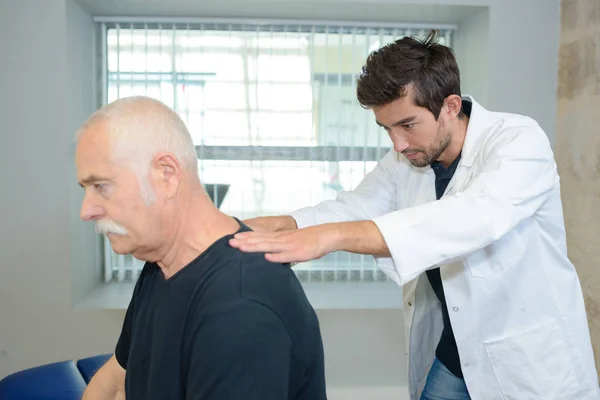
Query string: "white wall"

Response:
xmin=0 ymin=0 xmax=123 ymax=379
xmin=454 ymin=7 xmax=490 ymax=106
xmin=67 ymin=0 xmax=104 ymax=305
xmin=0 ymin=0 xmax=561 ymax=396
xmin=487 ymin=0 xmax=561 ymax=145
xmin=430 ymin=0 xmax=561 ymax=145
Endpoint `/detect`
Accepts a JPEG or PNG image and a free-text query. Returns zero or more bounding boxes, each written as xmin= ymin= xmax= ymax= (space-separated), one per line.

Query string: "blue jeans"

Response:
xmin=420 ymin=358 xmax=471 ymax=400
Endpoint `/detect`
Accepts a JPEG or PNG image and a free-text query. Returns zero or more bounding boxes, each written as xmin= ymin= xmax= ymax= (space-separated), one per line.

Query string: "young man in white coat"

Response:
xmin=229 ymin=31 xmax=600 ymax=400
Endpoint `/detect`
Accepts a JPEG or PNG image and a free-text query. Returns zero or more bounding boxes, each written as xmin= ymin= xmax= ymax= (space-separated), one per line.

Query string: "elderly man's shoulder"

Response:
xmin=235 ymin=250 xmax=311 ymax=309
xmin=190 ymin=246 xmax=321 ymax=350
xmin=190 ymin=238 xmax=314 ymax=318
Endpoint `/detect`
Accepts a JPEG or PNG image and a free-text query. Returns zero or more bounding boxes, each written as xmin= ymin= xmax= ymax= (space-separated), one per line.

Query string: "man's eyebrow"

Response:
xmin=376 ymin=116 xmax=418 ymax=128
xmin=78 ymin=175 xmax=107 ymax=187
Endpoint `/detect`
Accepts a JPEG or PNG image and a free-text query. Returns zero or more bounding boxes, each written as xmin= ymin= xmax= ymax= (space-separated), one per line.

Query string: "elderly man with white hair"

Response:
xmin=76 ymin=96 xmax=327 ymax=400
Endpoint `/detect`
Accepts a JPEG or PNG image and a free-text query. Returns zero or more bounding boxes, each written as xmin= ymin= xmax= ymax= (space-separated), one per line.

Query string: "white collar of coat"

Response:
xmin=459 ymin=95 xmax=491 ymax=167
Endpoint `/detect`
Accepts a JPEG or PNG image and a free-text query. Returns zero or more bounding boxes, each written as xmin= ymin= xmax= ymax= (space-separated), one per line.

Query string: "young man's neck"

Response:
xmin=437 ymin=115 xmax=470 ymax=168
xmin=156 ymin=187 xmax=240 ymax=279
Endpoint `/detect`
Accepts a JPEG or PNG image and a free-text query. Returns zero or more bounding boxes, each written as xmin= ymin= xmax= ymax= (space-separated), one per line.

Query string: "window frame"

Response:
xmin=91 ymin=16 xmax=455 ymax=308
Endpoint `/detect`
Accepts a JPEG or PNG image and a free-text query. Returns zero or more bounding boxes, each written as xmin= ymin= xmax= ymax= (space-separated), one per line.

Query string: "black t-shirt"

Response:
xmin=425 ymin=99 xmax=473 ymax=378
xmin=428 ymin=153 xmax=463 ymax=378
xmin=115 ymin=220 xmax=327 ymax=400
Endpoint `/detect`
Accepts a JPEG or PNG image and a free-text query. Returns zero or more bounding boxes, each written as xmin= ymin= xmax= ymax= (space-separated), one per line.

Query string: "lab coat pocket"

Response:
xmin=465 ymin=230 xmax=524 ymax=278
xmin=484 ymin=319 xmax=579 ymax=400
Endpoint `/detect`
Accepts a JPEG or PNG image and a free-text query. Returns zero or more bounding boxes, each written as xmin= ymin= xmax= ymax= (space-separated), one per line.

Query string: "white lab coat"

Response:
xmin=291 ymin=96 xmax=600 ymax=399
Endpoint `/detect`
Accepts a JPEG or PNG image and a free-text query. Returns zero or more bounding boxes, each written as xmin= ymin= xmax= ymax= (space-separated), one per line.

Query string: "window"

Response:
xmin=100 ymin=20 xmax=453 ymax=285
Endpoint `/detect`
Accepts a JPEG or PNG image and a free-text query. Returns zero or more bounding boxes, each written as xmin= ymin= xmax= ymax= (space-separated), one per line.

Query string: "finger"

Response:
xmin=265 ymin=252 xmax=300 ymax=264
xmin=228 ymin=237 xmax=245 ymax=247
xmin=229 ymin=236 xmax=281 ymax=249
xmin=229 ymin=235 xmax=261 ymax=246
xmin=231 ymin=230 xmax=294 ymax=246
xmin=232 ymin=240 xmax=292 ymax=254
xmin=231 ymin=236 xmax=279 ymax=246
xmin=233 ymin=231 xmax=280 ymax=240
xmin=233 ymin=232 xmax=253 ymax=239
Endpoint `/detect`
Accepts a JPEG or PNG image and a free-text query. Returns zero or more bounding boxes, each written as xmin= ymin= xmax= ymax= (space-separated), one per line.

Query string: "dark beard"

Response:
xmin=409 ymin=126 xmax=452 ymax=168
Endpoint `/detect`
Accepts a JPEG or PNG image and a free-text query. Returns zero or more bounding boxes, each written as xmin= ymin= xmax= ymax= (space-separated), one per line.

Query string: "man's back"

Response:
xmin=115 ymin=221 xmax=326 ymax=400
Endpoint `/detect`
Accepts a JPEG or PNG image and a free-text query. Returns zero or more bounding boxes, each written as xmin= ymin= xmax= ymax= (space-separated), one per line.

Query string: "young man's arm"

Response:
xmin=82 ymin=355 xmax=126 ymax=400
xmin=243 ymin=150 xmax=400 ymax=233
xmin=185 ymin=300 xmax=316 ymax=400
xmin=232 ymin=124 xmax=559 ymax=285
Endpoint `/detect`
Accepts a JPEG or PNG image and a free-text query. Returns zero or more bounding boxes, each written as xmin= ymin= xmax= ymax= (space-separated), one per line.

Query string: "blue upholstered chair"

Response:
xmin=0 ymin=354 xmax=111 ymax=399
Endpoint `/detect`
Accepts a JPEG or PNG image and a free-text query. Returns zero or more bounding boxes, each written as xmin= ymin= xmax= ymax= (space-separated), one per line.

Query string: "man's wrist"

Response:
xmin=323 ymin=223 xmax=345 ymax=253
xmin=281 ymin=215 xmax=298 ymax=231
xmin=326 ymin=220 xmax=389 ymax=256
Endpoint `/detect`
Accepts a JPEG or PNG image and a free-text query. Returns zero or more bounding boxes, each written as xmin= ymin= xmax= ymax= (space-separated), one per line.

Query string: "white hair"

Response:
xmin=77 ymin=96 xmax=198 ymax=204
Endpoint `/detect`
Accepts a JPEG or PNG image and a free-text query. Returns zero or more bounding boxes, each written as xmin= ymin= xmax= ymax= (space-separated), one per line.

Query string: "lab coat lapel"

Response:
xmin=442 ymin=95 xmax=490 ymax=197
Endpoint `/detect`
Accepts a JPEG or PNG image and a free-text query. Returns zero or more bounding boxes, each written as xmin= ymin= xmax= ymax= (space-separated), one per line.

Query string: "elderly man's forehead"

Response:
xmin=76 ymin=125 xmax=112 ymax=164
xmin=78 ymin=119 xmax=110 ymax=142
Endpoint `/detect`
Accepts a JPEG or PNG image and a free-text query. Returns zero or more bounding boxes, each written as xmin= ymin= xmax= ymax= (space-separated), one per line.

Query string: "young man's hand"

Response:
xmin=229 ymin=224 xmax=339 ymax=264
xmin=242 ymin=215 xmax=298 ymax=233
xmin=229 ymin=221 xmax=390 ymax=264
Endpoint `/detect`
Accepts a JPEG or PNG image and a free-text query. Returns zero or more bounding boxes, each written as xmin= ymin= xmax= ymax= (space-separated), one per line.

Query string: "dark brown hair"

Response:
xmin=356 ymin=30 xmax=462 ymax=119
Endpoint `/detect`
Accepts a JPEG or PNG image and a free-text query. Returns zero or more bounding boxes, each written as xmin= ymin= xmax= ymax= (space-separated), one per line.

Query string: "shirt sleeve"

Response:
xmin=290 ymin=149 xmax=399 ymax=228
xmin=114 ymin=264 xmax=149 ymax=369
xmin=114 ymin=298 xmax=134 ymax=369
xmin=185 ymin=299 xmax=295 ymax=400
xmin=372 ymin=123 xmax=559 ymax=285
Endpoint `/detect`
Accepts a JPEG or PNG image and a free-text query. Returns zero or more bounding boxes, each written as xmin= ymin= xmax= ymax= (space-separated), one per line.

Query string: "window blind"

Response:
xmin=99 ymin=19 xmax=453 ymax=284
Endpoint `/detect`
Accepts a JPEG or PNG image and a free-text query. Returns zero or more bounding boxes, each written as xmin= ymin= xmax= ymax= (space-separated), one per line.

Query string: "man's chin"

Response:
xmin=408 ymin=158 xmax=430 ymax=168
xmin=106 ymin=235 xmax=133 ymax=255
xmin=403 ymin=152 xmax=429 ymax=168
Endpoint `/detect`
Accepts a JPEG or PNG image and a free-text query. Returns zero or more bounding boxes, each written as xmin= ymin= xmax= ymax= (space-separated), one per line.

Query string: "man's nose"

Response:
xmin=80 ymin=193 xmax=103 ymax=221
xmin=391 ymin=134 xmax=410 ymax=154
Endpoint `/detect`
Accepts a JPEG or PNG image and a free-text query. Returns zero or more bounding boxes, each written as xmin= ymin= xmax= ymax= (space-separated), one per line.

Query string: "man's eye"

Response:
xmin=94 ymin=183 xmax=106 ymax=192
xmin=404 ymin=124 xmax=415 ymax=129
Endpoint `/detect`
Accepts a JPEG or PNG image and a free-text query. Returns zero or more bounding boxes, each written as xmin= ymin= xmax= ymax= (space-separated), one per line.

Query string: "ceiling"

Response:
xmin=73 ymin=0 xmax=485 ymax=25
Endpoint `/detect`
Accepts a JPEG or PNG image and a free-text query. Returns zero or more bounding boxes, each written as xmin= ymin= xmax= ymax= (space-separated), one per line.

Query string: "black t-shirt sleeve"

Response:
xmin=114 ymin=296 xmax=134 ymax=369
xmin=114 ymin=264 xmax=149 ymax=369
xmin=186 ymin=299 xmax=296 ymax=400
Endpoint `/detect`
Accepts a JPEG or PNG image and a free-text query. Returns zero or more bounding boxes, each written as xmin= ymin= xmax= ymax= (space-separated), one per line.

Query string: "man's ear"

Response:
xmin=444 ymin=94 xmax=463 ymax=119
xmin=150 ymin=152 xmax=181 ymax=199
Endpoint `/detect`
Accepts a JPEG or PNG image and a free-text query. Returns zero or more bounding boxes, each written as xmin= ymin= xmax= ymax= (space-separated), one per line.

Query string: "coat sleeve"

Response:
xmin=290 ymin=150 xmax=399 ymax=228
xmin=372 ymin=123 xmax=559 ymax=286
